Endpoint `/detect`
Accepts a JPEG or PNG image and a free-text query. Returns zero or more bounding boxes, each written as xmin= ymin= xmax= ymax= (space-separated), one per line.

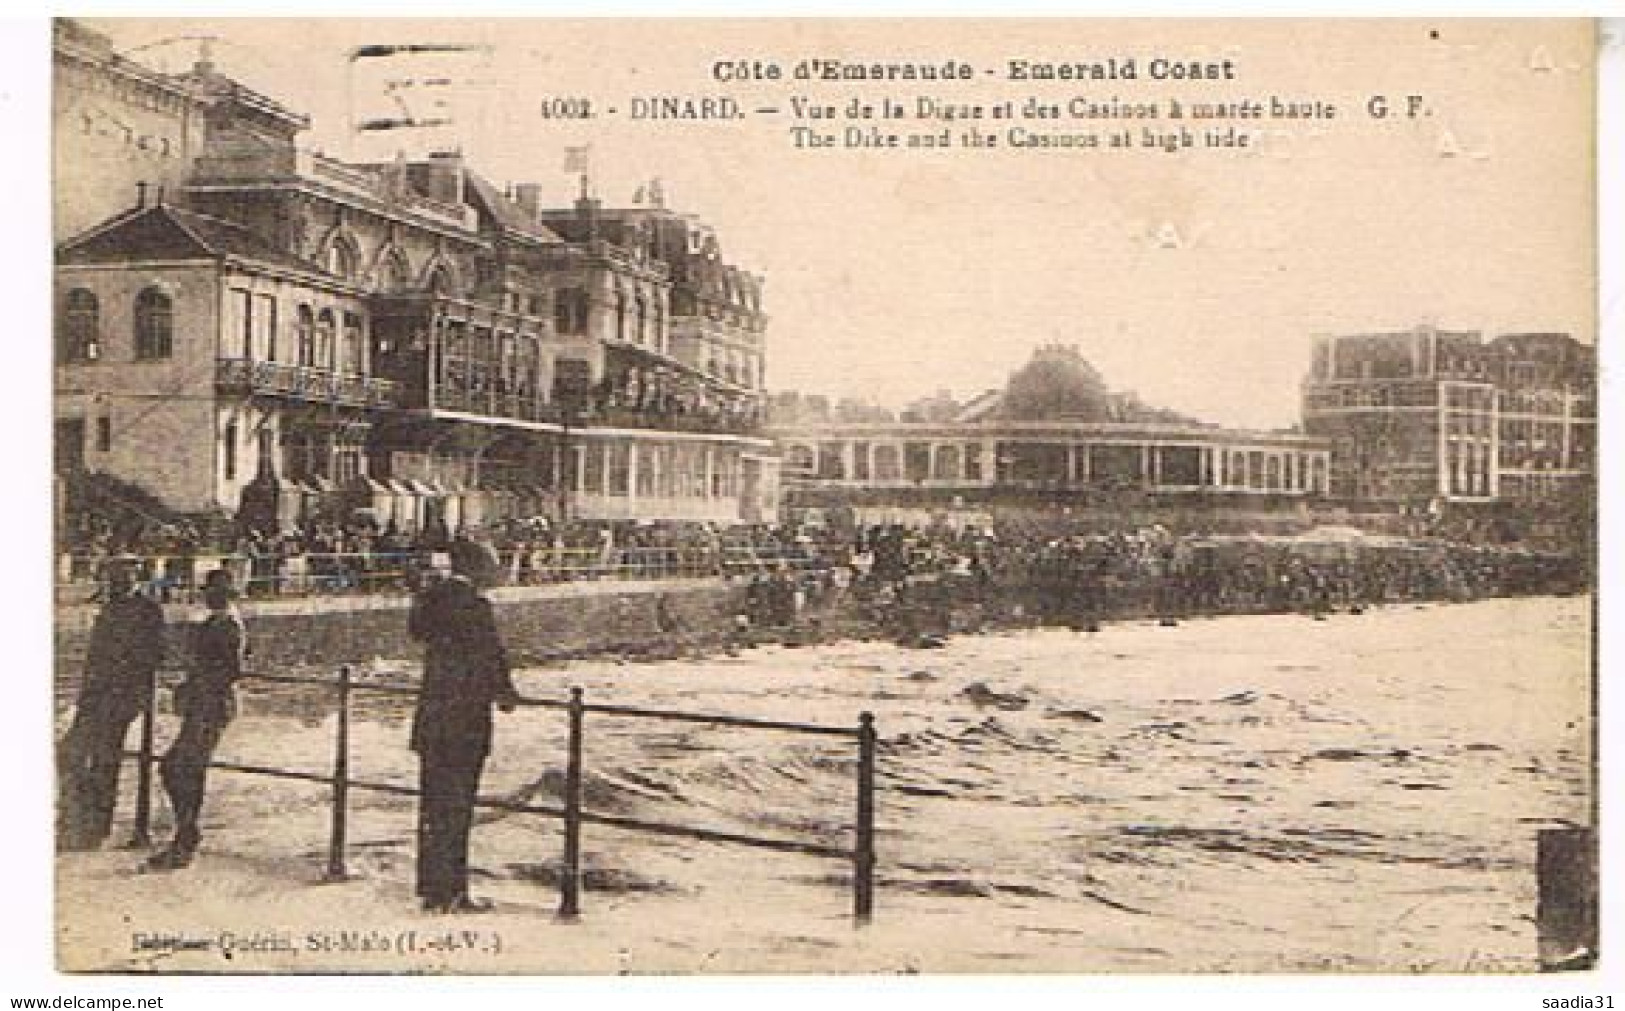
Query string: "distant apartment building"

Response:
xmin=1301 ymin=326 xmax=1595 ymax=506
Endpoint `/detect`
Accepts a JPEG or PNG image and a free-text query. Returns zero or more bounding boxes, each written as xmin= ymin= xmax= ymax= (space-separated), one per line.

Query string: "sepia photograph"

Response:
xmin=40 ymin=14 xmax=1604 ymax=979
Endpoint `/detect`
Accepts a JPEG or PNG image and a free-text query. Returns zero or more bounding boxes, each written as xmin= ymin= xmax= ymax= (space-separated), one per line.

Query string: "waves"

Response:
xmin=141 ymin=596 xmax=1589 ymax=969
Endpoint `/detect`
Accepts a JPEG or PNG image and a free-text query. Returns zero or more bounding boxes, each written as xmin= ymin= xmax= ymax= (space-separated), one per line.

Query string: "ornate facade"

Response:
xmin=53 ymin=23 xmax=778 ymax=534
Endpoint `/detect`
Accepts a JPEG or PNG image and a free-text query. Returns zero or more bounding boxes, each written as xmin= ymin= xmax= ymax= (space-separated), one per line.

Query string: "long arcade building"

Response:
xmin=53 ymin=24 xmax=778 ymax=535
xmin=774 ymin=420 xmax=1330 ymax=499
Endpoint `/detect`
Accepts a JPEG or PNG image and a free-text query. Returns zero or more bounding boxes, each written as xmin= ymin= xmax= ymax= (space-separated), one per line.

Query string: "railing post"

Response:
xmin=1537 ymin=826 xmax=1598 ymax=970
xmin=324 ymin=664 xmax=352 ymax=882
xmin=558 ymin=685 xmax=585 ymax=920
xmin=854 ymin=711 xmax=877 ymax=924
xmin=124 ymin=670 xmax=157 ymax=849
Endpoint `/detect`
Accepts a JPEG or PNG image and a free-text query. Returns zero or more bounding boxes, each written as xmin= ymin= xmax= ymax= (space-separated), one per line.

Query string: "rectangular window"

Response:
xmin=256 ymin=294 xmax=278 ymax=362
xmin=344 ymin=313 xmax=365 ymax=375
xmin=223 ymin=421 xmax=238 ymax=481
xmin=582 ymin=443 xmax=605 ymax=496
xmin=607 ymin=442 xmax=631 ymax=497
xmin=231 ymin=289 xmax=253 ymax=359
xmin=634 ymin=444 xmax=656 ymax=497
xmin=964 ymin=442 xmax=983 ymax=481
xmin=333 ymin=448 xmax=361 ymax=484
xmin=95 ymin=416 xmax=111 ymax=453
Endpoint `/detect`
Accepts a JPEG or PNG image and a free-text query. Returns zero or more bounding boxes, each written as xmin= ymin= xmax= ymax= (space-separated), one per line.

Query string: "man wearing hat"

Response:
xmin=147 ymin=567 xmax=247 ymax=870
xmin=408 ymin=537 xmax=519 ymax=912
xmin=57 ymin=555 xmax=166 ymax=850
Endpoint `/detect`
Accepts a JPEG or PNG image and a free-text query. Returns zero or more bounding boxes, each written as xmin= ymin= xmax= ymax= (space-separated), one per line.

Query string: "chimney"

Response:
xmin=414 ymin=150 xmax=464 ymax=206
xmin=192 ymin=37 xmax=217 ymax=77
xmin=576 ymin=195 xmax=601 ymax=240
xmin=513 ymin=183 xmax=543 ymax=219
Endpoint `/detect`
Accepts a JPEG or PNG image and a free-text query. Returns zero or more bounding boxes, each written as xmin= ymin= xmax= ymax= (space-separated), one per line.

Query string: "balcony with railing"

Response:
xmin=216 ymin=358 xmax=398 ymax=409
xmin=431 ymin=381 xmax=563 ymax=426
xmin=581 ymin=405 xmax=764 ymax=437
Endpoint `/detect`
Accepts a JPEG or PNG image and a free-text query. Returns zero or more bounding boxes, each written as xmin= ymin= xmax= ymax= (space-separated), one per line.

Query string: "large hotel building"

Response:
xmin=1301 ymin=326 xmax=1595 ymax=507
xmin=53 ymin=20 xmax=778 ymax=536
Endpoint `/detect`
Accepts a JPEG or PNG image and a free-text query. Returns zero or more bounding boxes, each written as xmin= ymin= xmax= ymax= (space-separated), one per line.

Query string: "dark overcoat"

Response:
xmin=407 ymin=575 xmax=517 ymax=759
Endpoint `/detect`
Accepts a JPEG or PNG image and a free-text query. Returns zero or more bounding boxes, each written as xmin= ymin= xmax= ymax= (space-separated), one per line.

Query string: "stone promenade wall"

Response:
xmin=54 ymin=579 xmax=744 ymax=683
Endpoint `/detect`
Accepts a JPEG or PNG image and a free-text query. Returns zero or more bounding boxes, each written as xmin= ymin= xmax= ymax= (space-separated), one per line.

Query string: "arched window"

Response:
xmin=315 ymin=309 xmax=336 ymax=370
xmin=325 ymin=236 xmax=359 ymax=280
xmin=426 ymin=263 xmax=457 ymax=297
xmin=380 ymin=249 xmax=412 ymax=293
xmin=59 ymin=288 xmax=100 ymax=364
xmin=296 ymin=305 xmax=316 ymax=367
xmin=133 ymin=287 xmax=173 ymax=360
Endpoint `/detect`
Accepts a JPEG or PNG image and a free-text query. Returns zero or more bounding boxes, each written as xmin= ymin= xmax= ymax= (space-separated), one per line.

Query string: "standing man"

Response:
xmin=57 ymin=555 xmax=166 ymax=851
xmin=409 ymin=538 xmax=519 ymax=913
xmin=146 ymin=568 xmax=246 ymax=870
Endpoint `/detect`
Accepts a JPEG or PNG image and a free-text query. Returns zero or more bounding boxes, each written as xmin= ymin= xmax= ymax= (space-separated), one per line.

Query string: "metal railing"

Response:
xmin=60 ymin=546 xmax=817 ymax=601
xmin=432 ymin=385 xmax=560 ymax=424
xmin=125 ymin=666 xmax=879 ymax=922
xmin=216 ymin=358 xmax=398 ymax=408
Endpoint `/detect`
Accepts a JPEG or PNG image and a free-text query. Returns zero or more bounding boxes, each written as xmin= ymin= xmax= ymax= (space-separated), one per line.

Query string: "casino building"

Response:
xmin=53 ymin=20 xmax=778 ymax=536
xmin=771 ymin=345 xmax=1331 ymax=518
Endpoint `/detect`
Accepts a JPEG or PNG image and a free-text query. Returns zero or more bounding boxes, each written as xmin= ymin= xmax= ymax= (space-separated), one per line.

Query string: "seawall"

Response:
xmin=54 ymin=578 xmax=745 ymax=682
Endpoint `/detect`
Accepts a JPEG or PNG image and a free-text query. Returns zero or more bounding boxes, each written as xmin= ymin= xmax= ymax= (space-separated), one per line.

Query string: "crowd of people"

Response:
xmin=591 ymin=365 xmax=763 ymax=434
xmin=62 ymin=509 xmax=1586 ymax=620
xmin=728 ymin=520 xmax=1588 ymax=641
xmin=62 ymin=516 xmax=824 ymax=601
xmin=56 ymin=512 xmax=1586 ymax=913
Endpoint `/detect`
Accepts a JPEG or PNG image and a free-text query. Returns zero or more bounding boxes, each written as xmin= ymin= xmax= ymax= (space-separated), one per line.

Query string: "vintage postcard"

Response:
xmin=50 ymin=17 xmax=1598 ymax=975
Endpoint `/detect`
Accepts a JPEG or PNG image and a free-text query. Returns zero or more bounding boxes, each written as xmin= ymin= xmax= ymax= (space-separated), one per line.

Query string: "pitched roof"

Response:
xmin=57 ymin=203 xmax=320 ymax=277
xmin=462 ymin=172 xmax=564 ymax=245
xmin=953 ymin=389 xmax=1004 ymax=423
